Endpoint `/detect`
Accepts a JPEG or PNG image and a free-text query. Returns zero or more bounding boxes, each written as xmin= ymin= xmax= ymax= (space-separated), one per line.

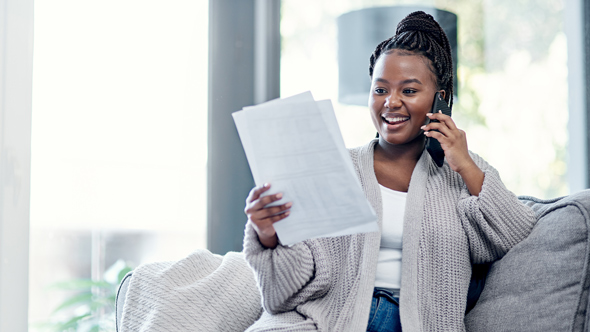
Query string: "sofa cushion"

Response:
xmin=465 ymin=190 xmax=590 ymax=332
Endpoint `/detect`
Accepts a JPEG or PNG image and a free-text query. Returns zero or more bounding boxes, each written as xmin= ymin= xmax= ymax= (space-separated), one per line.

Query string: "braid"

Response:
xmin=368 ymin=11 xmax=454 ymax=108
xmin=369 ymin=37 xmax=393 ymax=77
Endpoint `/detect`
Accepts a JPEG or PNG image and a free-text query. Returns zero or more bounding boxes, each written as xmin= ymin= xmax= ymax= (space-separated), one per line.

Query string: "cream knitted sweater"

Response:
xmin=243 ymin=139 xmax=536 ymax=332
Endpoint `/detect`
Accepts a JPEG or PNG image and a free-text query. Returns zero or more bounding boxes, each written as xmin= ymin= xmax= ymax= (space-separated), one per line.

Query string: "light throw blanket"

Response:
xmin=120 ymin=249 xmax=262 ymax=332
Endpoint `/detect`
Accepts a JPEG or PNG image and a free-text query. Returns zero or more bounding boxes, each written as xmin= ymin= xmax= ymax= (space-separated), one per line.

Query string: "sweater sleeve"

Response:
xmin=456 ymin=152 xmax=537 ymax=264
xmin=242 ymin=221 xmax=332 ymax=314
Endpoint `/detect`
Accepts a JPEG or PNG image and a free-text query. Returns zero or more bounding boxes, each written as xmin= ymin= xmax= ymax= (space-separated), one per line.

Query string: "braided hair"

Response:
xmin=369 ymin=11 xmax=454 ymax=108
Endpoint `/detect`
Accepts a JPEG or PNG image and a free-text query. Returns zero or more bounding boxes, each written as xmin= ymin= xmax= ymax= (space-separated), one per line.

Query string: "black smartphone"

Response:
xmin=425 ymin=92 xmax=452 ymax=167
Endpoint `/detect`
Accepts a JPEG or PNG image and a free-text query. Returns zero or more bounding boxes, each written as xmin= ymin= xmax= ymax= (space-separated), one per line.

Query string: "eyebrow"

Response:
xmin=375 ymin=78 xmax=423 ymax=85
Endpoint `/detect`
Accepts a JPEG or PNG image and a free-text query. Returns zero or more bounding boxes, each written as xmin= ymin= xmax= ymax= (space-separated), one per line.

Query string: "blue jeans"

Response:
xmin=366 ymin=288 xmax=402 ymax=332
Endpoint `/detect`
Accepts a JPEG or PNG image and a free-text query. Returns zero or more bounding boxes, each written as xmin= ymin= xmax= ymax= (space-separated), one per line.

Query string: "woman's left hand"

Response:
xmin=421 ymin=111 xmax=484 ymax=195
xmin=421 ymin=111 xmax=474 ymax=173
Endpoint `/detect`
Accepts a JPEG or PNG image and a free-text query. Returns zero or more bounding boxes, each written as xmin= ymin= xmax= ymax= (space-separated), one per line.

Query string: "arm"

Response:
xmin=457 ymin=153 xmax=537 ymax=263
xmin=242 ymin=184 xmax=331 ymax=314
xmin=422 ymin=112 xmax=536 ymax=261
xmin=456 ymin=162 xmax=484 ymax=197
xmin=243 ymin=224 xmax=331 ymax=313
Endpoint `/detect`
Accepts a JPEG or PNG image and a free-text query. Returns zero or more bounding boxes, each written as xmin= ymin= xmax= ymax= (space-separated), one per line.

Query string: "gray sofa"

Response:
xmin=464 ymin=191 xmax=590 ymax=331
xmin=116 ymin=190 xmax=590 ymax=331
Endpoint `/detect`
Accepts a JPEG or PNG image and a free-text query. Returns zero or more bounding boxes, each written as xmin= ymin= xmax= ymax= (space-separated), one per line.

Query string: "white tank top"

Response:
xmin=374 ymin=184 xmax=406 ymax=293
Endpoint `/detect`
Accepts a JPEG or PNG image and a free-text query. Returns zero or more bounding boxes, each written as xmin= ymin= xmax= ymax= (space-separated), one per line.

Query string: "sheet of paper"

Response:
xmin=233 ymin=92 xmax=378 ymax=246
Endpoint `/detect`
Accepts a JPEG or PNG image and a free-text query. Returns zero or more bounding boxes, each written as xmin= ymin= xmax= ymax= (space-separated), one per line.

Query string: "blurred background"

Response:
xmin=0 ymin=0 xmax=584 ymax=330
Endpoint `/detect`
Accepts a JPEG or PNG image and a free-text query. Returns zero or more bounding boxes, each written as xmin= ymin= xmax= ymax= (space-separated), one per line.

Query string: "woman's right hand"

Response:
xmin=244 ymin=183 xmax=293 ymax=249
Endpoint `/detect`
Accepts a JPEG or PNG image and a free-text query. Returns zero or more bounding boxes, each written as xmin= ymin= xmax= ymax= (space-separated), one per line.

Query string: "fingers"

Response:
xmin=245 ymin=192 xmax=285 ymax=214
xmin=423 ymin=126 xmax=466 ymax=142
xmin=422 ymin=122 xmax=452 ymax=139
xmin=424 ymin=111 xmax=457 ymax=131
xmin=261 ymin=208 xmax=291 ymax=224
xmin=249 ymin=209 xmax=291 ymax=236
xmin=424 ymin=130 xmax=447 ymax=145
xmin=244 ymin=183 xmax=292 ymax=248
xmin=246 ymin=183 xmax=271 ymax=204
xmin=244 ymin=183 xmax=293 ymax=226
xmin=251 ymin=201 xmax=293 ymax=221
xmin=422 ymin=116 xmax=467 ymax=149
xmin=247 ymin=200 xmax=292 ymax=242
xmin=421 ymin=112 xmax=458 ymax=139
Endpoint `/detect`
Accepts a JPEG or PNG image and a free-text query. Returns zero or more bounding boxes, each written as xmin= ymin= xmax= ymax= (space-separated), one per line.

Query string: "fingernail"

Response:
xmin=286 ymin=202 xmax=292 ymax=208
xmin=276 ymin=193 xmax=283 ymax=199
xmin=439 ymin=110 xmax=442 ymax=113
xmin=426 ymin=113 xmax=433 ymax=116
xmin=263 ymin=183 xmax=269 ymax=187
xmin=285 ymin=211 xmax=290 ymax=216
xmin=420 ymin=125 xmax=426 ymax=130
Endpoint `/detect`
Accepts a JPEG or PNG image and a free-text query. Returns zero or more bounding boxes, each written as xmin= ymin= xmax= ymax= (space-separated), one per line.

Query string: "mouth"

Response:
xmin=382 ymin=115 xmax=410 ymax=125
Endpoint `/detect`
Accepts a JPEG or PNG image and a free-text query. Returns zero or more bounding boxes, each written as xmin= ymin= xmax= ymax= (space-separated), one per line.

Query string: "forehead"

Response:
xmin=372 ymin=51 xmax=437 ymax=86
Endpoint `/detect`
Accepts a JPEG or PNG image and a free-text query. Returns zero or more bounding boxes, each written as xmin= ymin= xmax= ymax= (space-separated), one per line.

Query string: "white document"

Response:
xmin=233 ymin=92 xmax=378 ymax=246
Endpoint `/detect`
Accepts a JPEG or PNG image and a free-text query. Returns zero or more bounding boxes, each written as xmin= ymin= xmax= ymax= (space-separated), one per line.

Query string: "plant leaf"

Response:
xmin=58 ymin=313 xmax=92 ymax=330
xmin=89 ymin=298 xmax=113 ymax=311
xmin=117 ymin=267 xmax=133 ymax=284
xmin=52 ymin=292 xmax=93 ymax=314
xmin=48 ymin=279 xmax=113 ymax=291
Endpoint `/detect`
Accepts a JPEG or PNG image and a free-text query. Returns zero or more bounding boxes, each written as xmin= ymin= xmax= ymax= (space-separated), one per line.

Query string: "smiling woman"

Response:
xmin=242 ymin=10 xmax=536 ymax=332
xmin=370 ymin=53 xmax=441 ymax=147
xmin=370 ymin=51 xmax=443 ymax=193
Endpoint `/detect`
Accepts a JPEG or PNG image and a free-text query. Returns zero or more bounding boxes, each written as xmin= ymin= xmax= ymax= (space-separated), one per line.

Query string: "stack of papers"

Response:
xmin=233 ymin=92 xmax=378 ymax=246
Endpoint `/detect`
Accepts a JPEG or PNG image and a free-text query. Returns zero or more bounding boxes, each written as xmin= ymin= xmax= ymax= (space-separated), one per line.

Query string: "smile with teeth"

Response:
xmin=382 ymin=116 xmax=409 ymax=125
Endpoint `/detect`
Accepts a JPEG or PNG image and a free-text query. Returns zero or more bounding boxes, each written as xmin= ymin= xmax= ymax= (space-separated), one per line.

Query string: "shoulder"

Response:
xmin=347 ymin=139 xmax=378 ymax=163
xmin=347 ymin=139 xmax=378 ymax=177
xmin=467 ymin=150 xmax=484 ymax=164
xmin=466 ymin=150 xmax=494 ymax=171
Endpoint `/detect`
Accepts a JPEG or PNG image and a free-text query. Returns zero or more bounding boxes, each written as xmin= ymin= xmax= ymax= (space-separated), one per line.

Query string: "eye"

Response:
xmin=403 ymin=88 xmax=417 ymax=94
xmin=374 ymin=88 xmax=387 ymax=94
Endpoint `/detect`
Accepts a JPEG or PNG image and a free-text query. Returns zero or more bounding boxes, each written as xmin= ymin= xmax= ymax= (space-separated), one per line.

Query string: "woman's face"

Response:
xmin=369 ymin=50 xmax=442 ymax=147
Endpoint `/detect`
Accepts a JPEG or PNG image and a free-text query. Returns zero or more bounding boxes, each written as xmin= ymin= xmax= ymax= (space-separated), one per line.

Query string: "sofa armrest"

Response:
xmin=465 ymin=191 xmax=590 ymax=332
xmin=116 ymin=272 xmax=132 ymax=332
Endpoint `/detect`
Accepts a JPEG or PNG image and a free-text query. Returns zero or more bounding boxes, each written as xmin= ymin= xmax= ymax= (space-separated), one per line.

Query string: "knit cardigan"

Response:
xmin=243 ymin=139 xmax=536 ymax=332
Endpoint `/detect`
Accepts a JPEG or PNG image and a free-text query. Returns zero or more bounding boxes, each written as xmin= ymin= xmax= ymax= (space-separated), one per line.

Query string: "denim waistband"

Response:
xmin=373 ymin=287 xmax=400 ymax=305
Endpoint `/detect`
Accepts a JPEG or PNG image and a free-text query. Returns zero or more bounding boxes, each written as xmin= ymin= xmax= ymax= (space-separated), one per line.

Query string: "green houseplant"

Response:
xmin=34 ymin=260 xmax=133 ymax=332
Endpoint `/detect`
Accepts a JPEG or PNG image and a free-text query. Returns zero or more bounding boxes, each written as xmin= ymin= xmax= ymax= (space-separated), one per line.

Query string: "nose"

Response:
xmin=385 ymin=94 xmax=402 ymax=108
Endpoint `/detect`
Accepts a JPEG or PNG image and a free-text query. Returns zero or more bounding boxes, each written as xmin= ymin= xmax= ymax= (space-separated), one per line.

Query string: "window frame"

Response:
xmin=0 ymin=0 xmax=33 ymax=329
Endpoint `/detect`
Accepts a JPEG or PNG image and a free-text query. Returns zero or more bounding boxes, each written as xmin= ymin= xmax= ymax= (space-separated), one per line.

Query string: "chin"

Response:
xmin=380 ymin=133 xmax=424 ymax=147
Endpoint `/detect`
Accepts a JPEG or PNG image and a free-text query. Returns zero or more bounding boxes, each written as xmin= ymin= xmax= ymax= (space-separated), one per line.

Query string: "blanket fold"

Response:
xmin=120 ymin=249 xmax=262 ymax=332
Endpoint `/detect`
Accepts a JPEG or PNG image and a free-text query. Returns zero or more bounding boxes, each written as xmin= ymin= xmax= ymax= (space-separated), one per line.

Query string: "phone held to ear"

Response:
xmin=425 ymin=92 xmax=452 ymax=167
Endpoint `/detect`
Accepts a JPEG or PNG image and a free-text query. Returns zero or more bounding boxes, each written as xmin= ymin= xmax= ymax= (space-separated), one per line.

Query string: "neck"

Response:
xmin=374 ymin=136 xmax=425 ymax=164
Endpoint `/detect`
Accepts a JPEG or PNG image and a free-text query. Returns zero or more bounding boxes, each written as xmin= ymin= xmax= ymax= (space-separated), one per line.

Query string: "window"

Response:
xmin=29 ymin=0 xmax=208 ymax=329
xmin=281 ymin=0 xmax=569 ymax=198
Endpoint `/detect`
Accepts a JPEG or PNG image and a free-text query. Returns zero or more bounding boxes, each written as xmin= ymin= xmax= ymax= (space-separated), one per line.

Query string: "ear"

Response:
xmin=438 ymin=90 xmax=446 ymax=100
